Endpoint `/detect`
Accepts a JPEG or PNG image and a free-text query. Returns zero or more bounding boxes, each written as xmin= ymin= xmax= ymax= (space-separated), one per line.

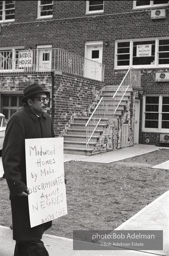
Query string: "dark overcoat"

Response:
xmin=2 ymin=106 xmax=55 ymax=241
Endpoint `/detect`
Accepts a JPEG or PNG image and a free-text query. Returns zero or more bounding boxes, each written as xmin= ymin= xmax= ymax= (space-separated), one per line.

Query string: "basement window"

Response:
xmin=0 ymin=1 xmax=15 ymax=22
xmin=1 ymin=94 xmax=23 ymax=121
xmin=143 ymin=96 xmax=169 ymax=132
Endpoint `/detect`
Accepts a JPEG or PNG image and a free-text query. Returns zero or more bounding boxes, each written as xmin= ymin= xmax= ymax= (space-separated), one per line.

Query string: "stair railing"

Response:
xmin=85 ymin=97 xmax=105 ymax=148
xmin=113 ymin=67 xmax=132 ymax=114
xmin=85 ymin=67 xmax=141 ymax=148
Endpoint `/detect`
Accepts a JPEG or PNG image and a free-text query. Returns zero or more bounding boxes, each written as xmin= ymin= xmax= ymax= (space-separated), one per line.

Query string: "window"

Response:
xmin=133 ymin=0 xmax=169 ymax=9
xmin=143 ymin=95 xmax=169 ymax=131
xmin=0 ymin=1 xmax=15 ymax=22
xmin=38 ymin=0 xmax=53 ymax=18
xmin=115 ymin=38 xmax=169 ymax=69
xmin=1 ymin=94 xmax=23 ymax=120
xmin=0 ymin=47 xmax=24 ymax=71
xmin=86 ymin=0 xmax=104 ymax=14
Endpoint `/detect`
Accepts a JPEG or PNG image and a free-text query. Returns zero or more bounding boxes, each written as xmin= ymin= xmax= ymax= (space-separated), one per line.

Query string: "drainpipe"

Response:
xmin=51 ymin=71 xmax=55 ymax=123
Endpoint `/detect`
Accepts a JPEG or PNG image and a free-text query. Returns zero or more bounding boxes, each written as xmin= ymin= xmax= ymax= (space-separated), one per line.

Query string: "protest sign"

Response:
xmin=25 ymin=137 xmax=67 ymax=228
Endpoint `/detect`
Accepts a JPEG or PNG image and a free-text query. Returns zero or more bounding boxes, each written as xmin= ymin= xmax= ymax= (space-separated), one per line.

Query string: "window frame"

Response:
xmin=37 ymin=0 xmax=53 ymax=19
xmin=133 ymin=0 xmax=169 ymax=9
xmin=115 ymin=37 xmax=169 ymax=70
xmin=0 ymin=1 xmax=15 ymax=23
xmin=142 ymin=95 xmax=169 ymax=132
xmin=1 ymin=92 xmax=23 ymax=121
xmin=86 ymin=0 xmax=104 ymax=14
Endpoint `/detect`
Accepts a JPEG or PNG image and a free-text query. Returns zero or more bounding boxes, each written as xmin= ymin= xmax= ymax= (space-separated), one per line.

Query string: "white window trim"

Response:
xmin=115 ymin=37 xmax=169 ymax=70
xmin=142 ymin=95 xmax=169 ymax=133
xmin=37 ymin=45 xmax=52 ymax=49
xmin=37 ymin=0 xmax=53 ymax=19
xmin=133 ymin=0 xmax=169 ymax=9
xmin=86 ymin=1 xmax=104 ymax=14
xmin=0 ymin=1 xmax=15 ymax=23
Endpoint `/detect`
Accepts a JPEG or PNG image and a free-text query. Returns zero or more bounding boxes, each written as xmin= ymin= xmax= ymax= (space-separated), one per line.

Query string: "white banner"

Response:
xmin=136 ymin=45 xmax=152 ymax=57
xmin=25 ymin=137 xmax=67 ymax=228
xmin=18 ymin=50 xmax=33 ymax=68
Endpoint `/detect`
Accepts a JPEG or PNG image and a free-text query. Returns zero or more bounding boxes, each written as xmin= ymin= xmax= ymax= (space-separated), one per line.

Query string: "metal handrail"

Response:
xmin=85 ymin=97 xmax=103 ymax=127
xmin=113 ymin=84 xmax=130 ymax=114
xmin=85 ymin=67 xmax=135 ymax=148
xmin=86 ymin=118 xmax=101 ymax=146
xmin=113 ymin=67 xmax=132 ymax=99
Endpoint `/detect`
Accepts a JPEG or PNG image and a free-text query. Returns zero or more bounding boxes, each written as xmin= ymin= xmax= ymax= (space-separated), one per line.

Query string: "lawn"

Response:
xmin=1 ymin=148 xmax=169 ymax=239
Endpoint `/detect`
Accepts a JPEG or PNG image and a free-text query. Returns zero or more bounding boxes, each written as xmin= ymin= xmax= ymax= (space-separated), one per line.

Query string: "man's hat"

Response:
xmin=22 ymin=83 xmax=50 ymax=102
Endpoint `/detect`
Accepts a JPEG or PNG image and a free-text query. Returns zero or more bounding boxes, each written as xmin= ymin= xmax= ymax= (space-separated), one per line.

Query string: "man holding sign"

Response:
xmin=2 ymin=84 xmax=56 ymax=256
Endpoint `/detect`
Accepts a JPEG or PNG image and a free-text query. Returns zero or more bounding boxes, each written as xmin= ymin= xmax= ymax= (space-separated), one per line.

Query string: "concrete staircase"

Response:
xmin=64 ymin=117 xmax=109 ymax=155
xmin=64 ymin=85 xmax=132 ymax=155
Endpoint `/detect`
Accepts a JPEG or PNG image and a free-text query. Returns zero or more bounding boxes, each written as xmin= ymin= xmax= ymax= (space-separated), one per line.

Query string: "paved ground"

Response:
xmin=0 ymin=144 xmax=168 ymax=256
xmin=64 ymin=144 xmax=159 ymax=164
xmin=153 ymin=160 xmax=169 ymax=170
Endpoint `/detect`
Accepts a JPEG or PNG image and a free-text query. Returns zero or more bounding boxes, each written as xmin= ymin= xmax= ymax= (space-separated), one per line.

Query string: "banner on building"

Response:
xmin=136 ymin=45 xmax=152 ymax=57
xmin=25 ymin=137 xmax=67 ymax=228
xmin=18 ymin=50 xmax=33 ymax=68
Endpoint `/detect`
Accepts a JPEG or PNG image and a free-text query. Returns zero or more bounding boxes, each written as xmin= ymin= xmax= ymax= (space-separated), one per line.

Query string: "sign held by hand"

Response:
xmin=25 ymin=137 xmax=67 ymax=228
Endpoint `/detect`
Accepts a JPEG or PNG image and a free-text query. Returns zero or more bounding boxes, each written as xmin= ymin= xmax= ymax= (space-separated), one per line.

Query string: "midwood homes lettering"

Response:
xmin=25 ymin=138 xmax=67 ymax=228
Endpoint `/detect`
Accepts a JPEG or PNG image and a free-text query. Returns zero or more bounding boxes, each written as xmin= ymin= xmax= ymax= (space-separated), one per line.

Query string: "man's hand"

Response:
xmin=18 ymin=189 xmax=30 ymax=197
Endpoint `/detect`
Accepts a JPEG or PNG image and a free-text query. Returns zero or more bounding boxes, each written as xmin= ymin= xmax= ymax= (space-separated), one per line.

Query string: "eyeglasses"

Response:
xmin=34 ymin=97 xmax=49 ymax=103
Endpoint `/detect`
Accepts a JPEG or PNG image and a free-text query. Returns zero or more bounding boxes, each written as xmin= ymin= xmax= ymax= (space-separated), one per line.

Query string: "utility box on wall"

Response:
xmin=151 ymin=9 xmax=166 ymax=19
xmin=159 ymin=134 xmax=169 ymax=144
xmin=155 ymin=72 xmax=169 ymax=82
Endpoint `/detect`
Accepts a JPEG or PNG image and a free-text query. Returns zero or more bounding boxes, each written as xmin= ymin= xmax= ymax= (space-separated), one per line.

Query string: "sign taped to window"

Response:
xmin=18 ymin=50 xmax=33 ymax=68
xmin=137 ymin=45 xmax=152 ymax=57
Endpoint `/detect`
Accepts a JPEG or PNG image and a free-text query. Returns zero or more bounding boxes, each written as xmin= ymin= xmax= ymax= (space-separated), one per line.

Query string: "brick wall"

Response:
xmin=0 ymin=72 xmax=104 ymax=136
xmin=53 ymin=72 xmax=104 ymax=135
xmin=1 ymin=2 xmax=169 ymax=85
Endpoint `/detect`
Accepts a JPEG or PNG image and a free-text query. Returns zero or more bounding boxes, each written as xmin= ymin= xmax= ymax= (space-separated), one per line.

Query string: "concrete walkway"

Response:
xmin=64 ymin=144 xmax=159 ymax=163
xmin=0 ymin=144 xmax=168 ymax=256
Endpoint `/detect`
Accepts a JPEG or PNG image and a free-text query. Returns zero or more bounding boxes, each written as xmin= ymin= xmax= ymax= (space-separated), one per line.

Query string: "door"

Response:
xmin=122 ymin=124 xmax=128 ymax=148
xmin=134 ymin=100 xmax=140 ymax=144
xmin=37 ymin=46 xmax=52 ymax=71
xmin=85 ymin=42 xmax=103 ymax=81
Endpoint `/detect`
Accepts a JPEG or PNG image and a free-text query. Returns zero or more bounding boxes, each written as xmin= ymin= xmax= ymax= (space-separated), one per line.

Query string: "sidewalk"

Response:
xmin=0 ymin=144 xmax=168 ymax=256
xmin=0 ymin=188 xmax=168 ymax=256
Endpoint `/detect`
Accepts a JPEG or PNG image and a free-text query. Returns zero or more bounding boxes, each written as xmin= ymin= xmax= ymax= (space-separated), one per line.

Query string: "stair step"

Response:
xmin=64 ymin=134 xmax=99 ymax=142
xmin=102 ymin=92 xmax=131 ymax=97
xmin=73 ymin=117 xmax=108 ymax=124
xmin=64 ymin=147 xmax=93 ymax=155
xmin=64 ymin=141 xmax=96 ymax=149
xmin=66 ymin=128 xmax=103 ymax=136
xmin=98 ymin=106 xmax=124 ymax=111
xmin=70 ymin=123 xmax=107 ymax=129
xmin=103 ymin=85 xmax=132 ymax=90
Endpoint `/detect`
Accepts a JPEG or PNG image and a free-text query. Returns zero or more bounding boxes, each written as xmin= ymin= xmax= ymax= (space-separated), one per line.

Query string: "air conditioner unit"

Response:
xmin=155 ymin=72 xmax=169 ymax=82
xmin=160 ymin=134 xmax=169 ymax=143
xmin=151 ymin=9 xmax=166 ymax=19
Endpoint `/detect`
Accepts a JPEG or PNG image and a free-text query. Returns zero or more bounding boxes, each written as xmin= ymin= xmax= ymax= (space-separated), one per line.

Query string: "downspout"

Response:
xmin=51 ymin=71 xmax=55 ymax=123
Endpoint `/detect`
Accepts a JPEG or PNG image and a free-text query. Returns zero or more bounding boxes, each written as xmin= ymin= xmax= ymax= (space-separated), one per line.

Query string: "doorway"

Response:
xmin=37 ymin=45 xmax=52 ymax=72
xmin=134 ymin=100 xmax=140 ymax=144
xmin=84 ymin=42 xmax=103 ymax=81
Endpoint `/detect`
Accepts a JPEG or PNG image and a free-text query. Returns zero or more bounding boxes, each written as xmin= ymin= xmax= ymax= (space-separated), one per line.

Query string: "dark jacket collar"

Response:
xmin=24 ymin=106 xmax=47 ymax=122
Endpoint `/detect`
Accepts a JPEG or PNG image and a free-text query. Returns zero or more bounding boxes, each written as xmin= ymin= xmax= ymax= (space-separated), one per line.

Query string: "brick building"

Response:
xmin=0 ymin=1 xmax=169 ymax=153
